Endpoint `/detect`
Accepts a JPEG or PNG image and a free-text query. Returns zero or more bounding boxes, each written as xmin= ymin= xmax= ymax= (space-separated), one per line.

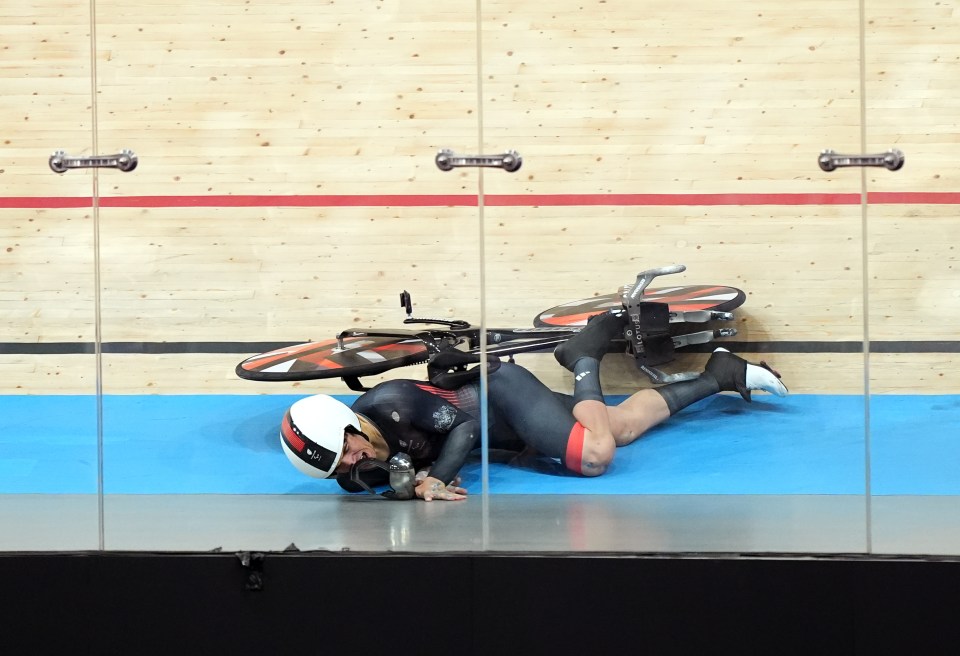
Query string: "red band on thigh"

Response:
xmin=564 ymin=422 xmax=586 ymax=475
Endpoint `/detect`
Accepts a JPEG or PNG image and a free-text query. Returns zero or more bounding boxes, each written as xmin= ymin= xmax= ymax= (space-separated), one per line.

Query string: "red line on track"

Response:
xmin=485 ymin=193 xmax=862 ymax=206
xmin=1 ymin=191 xmax=957 ymax=209
xmin=0 ymin=198 xmax=94 ymax=209
xmin=867 ymin=192 xmax=960 ymax=204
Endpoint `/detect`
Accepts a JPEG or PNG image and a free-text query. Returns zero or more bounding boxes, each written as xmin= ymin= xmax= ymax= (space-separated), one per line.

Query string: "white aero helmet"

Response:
xmin=280 ymin=394 xmax=362 ymax=478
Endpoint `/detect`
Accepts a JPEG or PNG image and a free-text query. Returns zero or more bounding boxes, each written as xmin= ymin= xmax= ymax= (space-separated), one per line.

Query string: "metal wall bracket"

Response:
xmin=49 ymin=149 xmax=138 ymax=173
xmin=818 ymin=149 xmax=904 ymax=172
xmin=435 ymin=149 xmax=522 ymax=172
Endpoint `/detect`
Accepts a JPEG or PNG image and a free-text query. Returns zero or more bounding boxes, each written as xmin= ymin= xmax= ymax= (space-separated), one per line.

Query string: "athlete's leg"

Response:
xmin=552 ymin=312 xmax=630 ymax=473
xmin=606 ymin=390 xmax=672 ymax=446
xmin=607 ymin=347 xmax=789 ymax=446
xmin=551 ymin=313 xmax=789 ymax=465
xmin=564 ymin=357 xmax=617 ymax=474
xmin=487 ymin=361 xmax=614 ymax=476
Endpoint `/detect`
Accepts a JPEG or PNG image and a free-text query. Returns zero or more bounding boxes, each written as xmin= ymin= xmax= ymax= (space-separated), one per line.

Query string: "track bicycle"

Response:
xmin=235 ymin=264 xmax=744 ymax=391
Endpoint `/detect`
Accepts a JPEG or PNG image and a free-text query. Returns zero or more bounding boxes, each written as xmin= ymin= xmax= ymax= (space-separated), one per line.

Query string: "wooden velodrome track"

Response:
xmin=1 ymin=0 xmax=958 ymax=400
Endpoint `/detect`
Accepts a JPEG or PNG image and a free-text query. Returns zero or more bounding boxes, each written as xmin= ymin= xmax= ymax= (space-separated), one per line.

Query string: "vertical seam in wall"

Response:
xmin=859 ymin=0 xmax=873 ymax=554
xmin=89 ymin=0 xmax=105 ymax=552
xmin=475 ymin=0 xmax=490 ymax=548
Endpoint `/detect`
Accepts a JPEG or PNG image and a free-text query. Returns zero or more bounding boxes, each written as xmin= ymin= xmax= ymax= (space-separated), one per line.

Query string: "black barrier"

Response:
xmin=0 ymin=552 xmax=958 ymax=656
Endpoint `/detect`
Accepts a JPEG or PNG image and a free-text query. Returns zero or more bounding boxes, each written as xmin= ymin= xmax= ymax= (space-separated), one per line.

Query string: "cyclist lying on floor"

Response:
xmin=279 ymin=311 xmax=788 ymax=501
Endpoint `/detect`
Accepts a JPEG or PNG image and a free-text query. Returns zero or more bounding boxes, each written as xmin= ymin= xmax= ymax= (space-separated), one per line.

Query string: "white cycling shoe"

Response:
xmin=705 ymin=347 xmax=789 ymax=401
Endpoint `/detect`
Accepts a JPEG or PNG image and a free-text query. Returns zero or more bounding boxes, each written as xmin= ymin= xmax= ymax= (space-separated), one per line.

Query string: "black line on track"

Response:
xmin=2 ymin=340 xmax=960 ymax=355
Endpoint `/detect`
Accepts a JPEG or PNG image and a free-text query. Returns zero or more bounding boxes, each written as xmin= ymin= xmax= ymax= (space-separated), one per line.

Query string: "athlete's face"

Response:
xmin=335 ymin=431 xmax=377 ymax=474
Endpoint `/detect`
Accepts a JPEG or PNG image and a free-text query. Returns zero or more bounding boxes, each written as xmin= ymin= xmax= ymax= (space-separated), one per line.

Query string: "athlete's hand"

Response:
xmin=415 ymin=475 xmax=468 ymax=502
xmin=416 ymin=468 xmax=462 ymax=488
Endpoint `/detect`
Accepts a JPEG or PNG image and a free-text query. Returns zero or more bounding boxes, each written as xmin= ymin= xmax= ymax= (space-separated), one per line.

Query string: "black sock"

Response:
xmin=572 ymin=357 xmax=605 ymax=404
xmin=654 ymin=372 xmax=720 ymax=415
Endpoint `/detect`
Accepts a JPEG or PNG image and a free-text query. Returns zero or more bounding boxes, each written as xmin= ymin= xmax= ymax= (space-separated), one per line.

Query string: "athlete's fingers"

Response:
xmin=428 ymin=488 xmax=466 ymax=501
xmin=417 ymin=477 xmax=467 ymax=501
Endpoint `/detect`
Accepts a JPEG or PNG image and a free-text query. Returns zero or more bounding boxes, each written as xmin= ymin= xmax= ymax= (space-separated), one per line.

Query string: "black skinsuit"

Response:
xmin=336 ymin=361 xmax=578 ymax=491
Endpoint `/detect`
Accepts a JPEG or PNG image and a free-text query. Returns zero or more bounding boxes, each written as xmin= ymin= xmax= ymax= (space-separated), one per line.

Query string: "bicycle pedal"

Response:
xmin=669 ymin=310 xmax=735 ymax=323
xmin=670 ymin=310 xmax=703 ymax=323
xmin=671 ymin=328 xmax=737 ymax=349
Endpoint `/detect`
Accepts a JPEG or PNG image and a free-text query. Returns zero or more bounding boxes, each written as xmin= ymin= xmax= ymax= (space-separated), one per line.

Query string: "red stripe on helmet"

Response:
xmin=281 ymin=412 xmax=306 ymax=452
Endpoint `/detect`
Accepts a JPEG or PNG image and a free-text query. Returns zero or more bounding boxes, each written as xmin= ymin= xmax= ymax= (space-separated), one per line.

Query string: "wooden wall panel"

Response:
xmin=0 ymin=208 xmax=96 ymax=341
xmin=865 ymin=0 xmax=960 ymax=193
xmin=472 ymin=1 xmax=870 ymax=395
xmin=3 ymin=1 xmax=959 ymax=396
xmin=480 ymin=0 xmax=863 ymax=195
xmin=1 ymin=4 xmax=96 ymax=396
xmin=480 ymin=204 xmax=865 ymax=394
xmin=94 ymin=0 xmax=481 ymax=196
xmin=87 ymin=0 xmax=486 ymax=395
xmin=868 ymin=206 xmax=960 ymax=340
xmin=482 ymin=206 xmax=865 ymax=338
xmin=0 ymin=2 xmax=93 ymax=196
xmin=96 ymin=205 xmax=482 ymax=343
xmin=863 ymin=2 xmax=960 ymax=393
